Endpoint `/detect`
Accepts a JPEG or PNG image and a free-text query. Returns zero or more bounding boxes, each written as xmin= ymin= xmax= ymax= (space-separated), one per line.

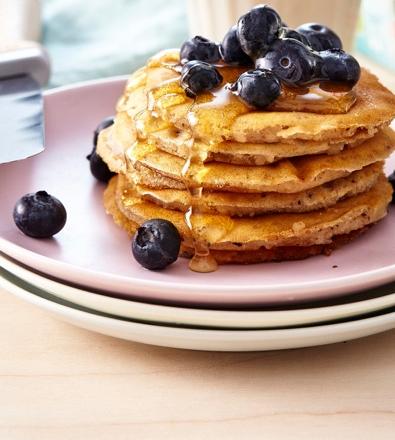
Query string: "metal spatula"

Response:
xmin=0 ymin=41 xmax=50 ymax=164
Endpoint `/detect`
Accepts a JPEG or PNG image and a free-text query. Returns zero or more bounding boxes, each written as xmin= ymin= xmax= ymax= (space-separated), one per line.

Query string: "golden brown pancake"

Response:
xmin=148 ymin=127 xmax=371 ymax=166
xmin=98 ymin=111 xmax=383 ymax=174
xmin=120 ymin=50 xmax=395 ymax=145
xmin=126 ymin=129 xmax=395 ymax=193
xmin=103 ymin=174 xmax=390 ymax=263
xmin=99 ymin=49 xmax=395 ymax=269
xmin=134 ymin=163 xmax=382 ymax=216
xmin=106 ymin=173 xmax=392 ymax=251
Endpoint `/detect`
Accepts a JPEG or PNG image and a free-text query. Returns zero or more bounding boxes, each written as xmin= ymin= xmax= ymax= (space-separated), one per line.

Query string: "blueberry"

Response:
xmin=319 ymin=49 xmax=361 ymax=86
xmin=237 ymin=5 xmax=282 ymax=58
xmin=132 ymin=219 xmax=181 ymax=270
xmin=87 ymin=149 xmax=115 ymax=182
xmin=296 ymin=23 xmax=342 ymax=51
xmin=229 ymin=69 xmax=281 ymax=108
xmin=13 ymin=191 xmax=67 ymax=238
xmin=388 ymin=172 xmax=395 ymax=204
xmin=180 ymin=36 xmax=221 ymax=64
xmin=93 ymin=116 xmax=114 ymax=147
xmin=280 ymin=27 xmax=311 ymax=46
xmin=87 ymin=117 xmax=115 ymax=182
xmin=220 ymin=26 xmax=252 ymax=66
xmin=256 ymin=38 xmax=322 ymax=86
xmin=180 ymin=60 xmax=223 ymax=97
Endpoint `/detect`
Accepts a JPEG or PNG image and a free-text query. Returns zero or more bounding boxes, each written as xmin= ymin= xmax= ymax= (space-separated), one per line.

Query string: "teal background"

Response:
xmin=42 ymin=0 xmax=188 ymax=87
xmin=356 ymin=0 xmax=395 ymax=72
xmin=42 ymin=0 xmax=395 ymax=87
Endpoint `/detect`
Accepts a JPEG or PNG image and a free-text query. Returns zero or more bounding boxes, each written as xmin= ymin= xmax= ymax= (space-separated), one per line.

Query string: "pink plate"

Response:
xmin=1 ymin=77 xmax=395 ymax=308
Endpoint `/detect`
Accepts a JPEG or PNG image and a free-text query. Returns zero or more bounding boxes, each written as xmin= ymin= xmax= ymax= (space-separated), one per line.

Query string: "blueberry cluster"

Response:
xmin=179 ymin=4 xmax=361 ymax=108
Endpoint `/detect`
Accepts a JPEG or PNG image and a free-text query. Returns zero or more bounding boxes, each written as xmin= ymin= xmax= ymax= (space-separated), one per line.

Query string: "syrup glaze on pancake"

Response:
xmin=98 ymin=126 xmax=395 ymax=194
xmin=103 ymin=176 xmax=373 ymax=265
xmin=98 ymin=109 xmax=385 ymax=174
xmin=134 ymin=163 xmax=383 ymax=216
xmin=121 ymin=50 xmax=395 ymax=144
xmin=104 ymin=173 xmax=392 ymax=251
xmin=127 ymin=129 xmax=395 ymax=193
xmin=148 ymin=127 xmax=370 ymax=166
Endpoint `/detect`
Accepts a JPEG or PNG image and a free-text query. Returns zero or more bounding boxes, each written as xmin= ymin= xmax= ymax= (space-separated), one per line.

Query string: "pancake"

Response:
xmin=127 ymin=128 xmax=395 ymax=193
xmin=107 ymin=173 xmax=392 ymax=251
xmin=179 ymin=227 xmax=369 ymax=264
xmin=102 ymin=177 xmax=139 ymax=236
xmin=132 ymin=160 xmax=185 ymax=189
xmin=134 ymin=162 xmax=383 ymax=216
xmin=98 ymin=109 xmax=381 ymax=173
xmin=103 ymin=176 xmax=371 ymax=264
xmin=120 ymin=50 xmax=395 ymax=145
xmin=148 ymin=127 xmax=370 ymax=166
xmin=100 ymin=48 xmax=395 ymax=271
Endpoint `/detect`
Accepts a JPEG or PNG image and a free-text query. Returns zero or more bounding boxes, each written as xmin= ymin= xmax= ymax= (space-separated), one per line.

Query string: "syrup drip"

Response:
xmin=138 ymin=50 xmax=358 ymax=272
xmin=181 ymin=114 xmax=218 ymax=272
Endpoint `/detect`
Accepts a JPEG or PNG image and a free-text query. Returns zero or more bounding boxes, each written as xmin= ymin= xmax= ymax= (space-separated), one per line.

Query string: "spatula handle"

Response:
xmin=0 ymin=42 xmax=50 ymax=86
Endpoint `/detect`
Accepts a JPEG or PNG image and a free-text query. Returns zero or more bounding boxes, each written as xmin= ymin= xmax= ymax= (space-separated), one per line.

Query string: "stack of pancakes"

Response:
xmin=98 ymin=50 xmax=395 ymax=270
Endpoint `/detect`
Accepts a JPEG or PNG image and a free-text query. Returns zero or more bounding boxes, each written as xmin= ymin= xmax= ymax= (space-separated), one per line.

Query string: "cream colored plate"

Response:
xmin=0 ymin=267 xmax=394 ymax=351
xmin=1 ymin=254 xmax=395 ymax=329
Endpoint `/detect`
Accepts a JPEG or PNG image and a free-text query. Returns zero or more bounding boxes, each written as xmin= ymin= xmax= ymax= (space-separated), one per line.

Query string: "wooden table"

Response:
xmin=0 ymin=288 xmax=394 ymax=439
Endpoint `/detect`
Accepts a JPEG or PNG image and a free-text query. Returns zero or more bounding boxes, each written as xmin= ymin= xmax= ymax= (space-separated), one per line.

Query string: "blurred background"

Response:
xmin=0 ymin=0 xmax=394 ymax=88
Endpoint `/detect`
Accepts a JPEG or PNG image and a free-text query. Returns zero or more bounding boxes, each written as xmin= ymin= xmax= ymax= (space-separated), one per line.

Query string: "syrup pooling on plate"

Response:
xmin=139 ymin=50 xmax=359 ymax=272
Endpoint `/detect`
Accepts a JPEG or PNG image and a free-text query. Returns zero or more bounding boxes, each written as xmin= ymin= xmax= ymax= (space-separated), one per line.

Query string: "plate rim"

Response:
xmin=1 ymin=268 xmax=394 ymax=352
xmin=1 ymin=252 xmax=395 ymax=329
xmin=3 ymin=233 xmax=395 ymax=298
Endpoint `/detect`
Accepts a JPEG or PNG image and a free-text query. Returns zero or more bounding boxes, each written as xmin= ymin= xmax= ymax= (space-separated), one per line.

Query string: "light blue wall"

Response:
xmin=42 ymin=0 xmax=188 ymax=87
xmin=356 ymin=0 xmax=395 ymax=71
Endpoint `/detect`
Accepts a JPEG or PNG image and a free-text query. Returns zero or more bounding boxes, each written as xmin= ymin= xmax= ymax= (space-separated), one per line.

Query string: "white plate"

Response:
xmin=1 ymin=77 xmax=395 ymax=307
xmin=1 ymin=269 xmax=394 ymax=351
xmin=2 ymin=253 xmax=395 ymax=329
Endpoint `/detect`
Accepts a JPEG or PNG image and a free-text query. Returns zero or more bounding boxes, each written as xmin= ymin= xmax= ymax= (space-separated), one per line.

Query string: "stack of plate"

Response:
xmin=0 ymin=77 xmax=394 ymax=351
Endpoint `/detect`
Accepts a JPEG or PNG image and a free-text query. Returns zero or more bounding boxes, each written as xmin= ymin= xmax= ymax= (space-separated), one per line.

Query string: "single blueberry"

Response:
xmin=87 ymin=149 xmax=115 ymax=183
xmin=180 ymin=36 xmax=221 ymax=64
xmin=93 ymin=116 xmax=114 ymax=147
xmin=237 ymin=5 xmax=282 ymax=58
xmin=279 ymin=27 xmax=311 ymax=46
xmin=180 ymin=60 xmax=223 ymax=97
xmin=13 ymin=191 xmax=67 ymax=238
xmin=229 ymin=69 xmax=281 ymax=108
xmin=87 ymin=117 xmax=115 ymax=182
xmin=388 ymin=172 xmax=395 ymax=204
xmin=256 ymin=38 xmax=322 ymax=86
xmin=319 ymin=49 xmax=361 ymax=86
xmin=296 ymin=23 xmax=342 ymax=51
xmin=220 ymin=25 xmax=253 ymax=66
xmin=132 ymin=219 xmax=181 ymax=270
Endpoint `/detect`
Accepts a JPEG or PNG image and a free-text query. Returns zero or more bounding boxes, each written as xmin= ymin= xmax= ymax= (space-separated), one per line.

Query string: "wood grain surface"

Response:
xmin=0 ymin=289 xmax=394 ymax=440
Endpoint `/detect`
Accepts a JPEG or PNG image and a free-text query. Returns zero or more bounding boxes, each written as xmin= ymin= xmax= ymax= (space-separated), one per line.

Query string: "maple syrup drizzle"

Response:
xmin=138 ymin=50 xmax=358 ymax=272
xmin=181 ymin=114 xmax=218 ymax=273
